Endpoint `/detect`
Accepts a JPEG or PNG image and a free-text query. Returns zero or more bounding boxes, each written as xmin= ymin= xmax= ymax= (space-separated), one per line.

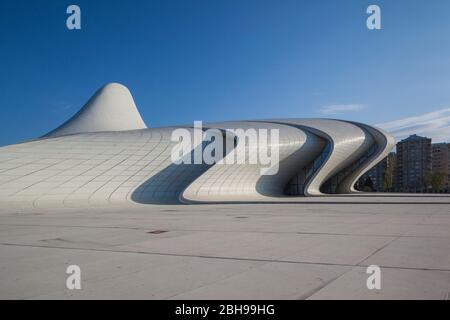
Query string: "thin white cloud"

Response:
xmin=319 ymin=104 xmax=365 ymax=115
xmin=376 ymin=108 xmax=450 ymax=143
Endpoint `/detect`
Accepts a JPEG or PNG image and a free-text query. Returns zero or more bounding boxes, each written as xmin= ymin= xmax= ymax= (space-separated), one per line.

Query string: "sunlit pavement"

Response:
xmin=1 ymin=197 xmax=450 ymax=299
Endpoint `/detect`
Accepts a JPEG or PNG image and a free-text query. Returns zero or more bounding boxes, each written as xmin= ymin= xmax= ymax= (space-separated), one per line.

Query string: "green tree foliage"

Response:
xmin=424 ymin=171 xmax=446 ymax=192
xmin=363 ymin=176 xmax=375 ymax=192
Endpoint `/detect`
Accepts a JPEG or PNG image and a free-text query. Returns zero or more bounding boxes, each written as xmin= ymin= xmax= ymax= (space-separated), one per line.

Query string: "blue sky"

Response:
xmin=1 ymin=0 xmax=450 ymax=146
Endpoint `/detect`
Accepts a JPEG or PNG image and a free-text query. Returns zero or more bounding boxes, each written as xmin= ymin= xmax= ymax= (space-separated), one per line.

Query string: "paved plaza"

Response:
xmin=1 ymin=195 xmax=450 ymax=299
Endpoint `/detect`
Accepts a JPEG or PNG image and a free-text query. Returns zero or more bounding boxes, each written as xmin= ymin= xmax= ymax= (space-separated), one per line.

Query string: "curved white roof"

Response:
xmin=0 ymin=84 xmax=395 ymax=207
xmin=268 ymin=119 xmax=373 ymax=196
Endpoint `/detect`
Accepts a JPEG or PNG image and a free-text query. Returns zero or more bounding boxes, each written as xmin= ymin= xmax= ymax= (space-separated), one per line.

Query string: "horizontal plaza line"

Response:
xmin=1 ymin=223 xmax=450 ymax=239
xmin=1 ymin=242 xmax=450 ymax=273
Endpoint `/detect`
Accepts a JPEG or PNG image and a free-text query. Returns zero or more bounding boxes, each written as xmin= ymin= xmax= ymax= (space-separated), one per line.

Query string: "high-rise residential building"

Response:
xmin=395 ymin=134 xmax=432 ymax=192
xmin=432 ymin=143 xmax=450 ymax=192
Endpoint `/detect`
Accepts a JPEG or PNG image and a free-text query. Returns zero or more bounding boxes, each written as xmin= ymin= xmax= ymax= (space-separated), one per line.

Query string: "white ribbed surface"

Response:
xmin=182 ymin=121 xmax=325 ymax=202
xmin=0 ymin=128 xmax=207 ymax=207
xmin=270 ymin=119 xmax=373 ymax=196
xmin=339 ymin=122 xmax=396 ymax=193
xmin=0 ymin=120 xmax=394 ymax=207
xmin=0 ymin=83 xmax=395 ymax=207
xmin=44 ymin=83 xmax=147 ymax=137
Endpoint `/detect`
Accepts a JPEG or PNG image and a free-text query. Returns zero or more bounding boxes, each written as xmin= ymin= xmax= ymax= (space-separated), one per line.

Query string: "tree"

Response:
xmin=363 ymin=176 xmax=375 ymax=192
xmin=424 ymin=171 xmax=446 ymax=193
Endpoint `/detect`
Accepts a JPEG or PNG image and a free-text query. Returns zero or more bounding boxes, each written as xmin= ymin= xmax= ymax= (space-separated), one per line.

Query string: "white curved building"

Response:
xmin=0 ymin=83 xmax=394 ymax=207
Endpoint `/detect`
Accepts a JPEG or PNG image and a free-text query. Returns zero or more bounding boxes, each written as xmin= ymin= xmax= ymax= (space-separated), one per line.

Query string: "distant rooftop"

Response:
xmin=400 ymin=134 xmax=431 ymax=142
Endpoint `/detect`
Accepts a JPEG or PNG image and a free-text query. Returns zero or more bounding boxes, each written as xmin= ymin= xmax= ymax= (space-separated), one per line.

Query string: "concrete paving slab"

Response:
xmin=0 ymin=198 xmax=449 ymax=299
xmin=308 ymin=267 xmax=450 ymax=300
xmin=169 ymin=262 xmax=351 ymax=300
xmin=362 ymin=237 xmax=450 ymax=271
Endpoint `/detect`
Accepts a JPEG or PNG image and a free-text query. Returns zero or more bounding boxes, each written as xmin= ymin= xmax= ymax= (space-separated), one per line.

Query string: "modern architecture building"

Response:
xmin=395 ymin=134 xmax=432 ymax=192
xmin=357 ymin=152 xmax=396 ymax=192
xmin=0 ymin=83 xmax=395 ymax=207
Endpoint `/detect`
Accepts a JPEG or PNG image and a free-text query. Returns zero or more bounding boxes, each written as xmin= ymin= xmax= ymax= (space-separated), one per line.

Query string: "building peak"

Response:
xmin=43 ymin=83 xmax=147 ymax=138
